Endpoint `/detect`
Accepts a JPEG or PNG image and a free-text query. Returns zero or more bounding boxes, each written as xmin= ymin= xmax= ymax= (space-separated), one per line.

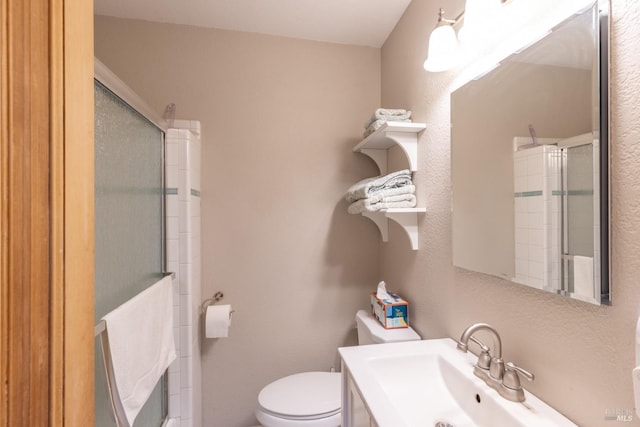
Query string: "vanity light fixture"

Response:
xmin=423 ymin=8 xmax=460 ymax=72
xmin=423 ymin=0 xmax=508 ymax=73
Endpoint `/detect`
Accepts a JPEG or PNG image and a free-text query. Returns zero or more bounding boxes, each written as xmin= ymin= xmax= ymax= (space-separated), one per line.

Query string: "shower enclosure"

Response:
xmin=512 ymin=134 xmax=599 ymax=303
xmin=94 ymin=73 xmax=168 ymax=425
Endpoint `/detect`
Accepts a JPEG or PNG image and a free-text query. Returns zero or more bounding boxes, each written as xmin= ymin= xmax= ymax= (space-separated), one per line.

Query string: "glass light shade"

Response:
xmin=423 ymin=24 xmax=459 ymax=72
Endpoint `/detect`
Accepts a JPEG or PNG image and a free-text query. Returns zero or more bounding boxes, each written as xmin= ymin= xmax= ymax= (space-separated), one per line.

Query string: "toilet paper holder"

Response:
xmin=201 ymin=291 xmax=229 ymax=314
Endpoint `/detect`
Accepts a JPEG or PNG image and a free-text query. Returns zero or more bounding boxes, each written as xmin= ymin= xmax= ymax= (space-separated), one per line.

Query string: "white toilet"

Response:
xmin=254 ymin=310 xmax=421 ymax=427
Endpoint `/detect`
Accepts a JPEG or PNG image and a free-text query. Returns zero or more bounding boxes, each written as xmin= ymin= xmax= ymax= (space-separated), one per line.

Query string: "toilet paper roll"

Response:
xmin=205 ymin=304 xmax=233 ymax=338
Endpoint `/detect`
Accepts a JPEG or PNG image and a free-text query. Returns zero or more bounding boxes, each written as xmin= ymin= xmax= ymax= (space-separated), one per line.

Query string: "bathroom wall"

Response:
xmin=380 ymin=0 xmax=640 ymax=425
xmin=95 ymin=17 xmax=382 ymax=426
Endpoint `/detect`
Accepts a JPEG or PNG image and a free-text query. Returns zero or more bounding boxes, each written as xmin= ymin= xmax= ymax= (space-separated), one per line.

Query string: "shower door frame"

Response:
xmin=94 ymin=58 xmax=172 ymax=427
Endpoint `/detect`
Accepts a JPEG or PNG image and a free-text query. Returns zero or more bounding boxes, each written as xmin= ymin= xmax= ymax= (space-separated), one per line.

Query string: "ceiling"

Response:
xmin=94 ymin=0 xmax=412 ymax=48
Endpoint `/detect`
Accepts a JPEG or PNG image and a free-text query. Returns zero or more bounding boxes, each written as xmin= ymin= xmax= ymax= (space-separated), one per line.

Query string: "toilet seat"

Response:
xmin=255 ymin=409 xmax=341 ymax=427
xmin=256 ymin=372 xmax=341 ymax=426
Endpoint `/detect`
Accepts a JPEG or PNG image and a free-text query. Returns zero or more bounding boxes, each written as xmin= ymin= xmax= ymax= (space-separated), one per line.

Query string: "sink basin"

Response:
xmin=339 ymin=339 xmax=576 ymax=427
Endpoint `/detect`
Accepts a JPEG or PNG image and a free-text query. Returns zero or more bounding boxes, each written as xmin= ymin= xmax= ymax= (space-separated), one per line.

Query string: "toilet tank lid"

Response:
xmin=356 ymin=310 xmax=421 ymax=343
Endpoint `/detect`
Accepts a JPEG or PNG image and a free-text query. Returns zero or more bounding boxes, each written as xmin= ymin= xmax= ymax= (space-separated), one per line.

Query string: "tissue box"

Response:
xmin=370 ymin=291 xmax=409 ymax=329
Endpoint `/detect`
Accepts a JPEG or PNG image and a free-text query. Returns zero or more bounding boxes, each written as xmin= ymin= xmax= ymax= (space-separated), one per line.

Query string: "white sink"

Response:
xmin=339 ymin=339 xmax=576 ymax=427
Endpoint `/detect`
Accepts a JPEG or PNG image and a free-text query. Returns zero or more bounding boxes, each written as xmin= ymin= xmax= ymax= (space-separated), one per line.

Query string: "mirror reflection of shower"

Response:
xmin=512 ymin=132 xmax=597 ymax=303
xmin=559 ymin=136 xmax=596 ymax=302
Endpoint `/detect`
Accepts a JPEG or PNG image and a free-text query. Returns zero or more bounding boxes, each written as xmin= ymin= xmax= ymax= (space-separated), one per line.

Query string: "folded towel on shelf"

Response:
xmin=364 ymin=108 xmax=413 ymax=129
xmin=363 ymin=118 xmax=412 ymax=138
xmin=365 ymin=185 xmax=415 ymax=203
xmin=347 ymin=194 xmax=417 ymax=214
xmin=345 ymin=169 xmax=413 ymax=203
xmin=101 ymin=275 xmax=176 ymax=426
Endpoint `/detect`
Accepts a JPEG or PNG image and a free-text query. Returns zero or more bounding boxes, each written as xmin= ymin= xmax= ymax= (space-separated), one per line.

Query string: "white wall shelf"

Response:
xmin=353 ymin=121 xmax=426 ymax=175
xmin=361 ymin=208 xmax=426 ymax=251
xmin=351 ymin=121 xmax=426 ymax=250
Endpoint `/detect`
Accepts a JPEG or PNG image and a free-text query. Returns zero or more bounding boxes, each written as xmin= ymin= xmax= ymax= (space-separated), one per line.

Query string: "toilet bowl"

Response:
xmin=254 ymin=310 xmax=420 ymax=426
xmin=255 ymin=372 xmax=341 ymax=427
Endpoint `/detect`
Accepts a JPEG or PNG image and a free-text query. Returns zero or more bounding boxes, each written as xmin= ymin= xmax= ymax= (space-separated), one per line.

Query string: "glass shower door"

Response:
xmin=561 ymin=142 xmax=595 ymax=298
xmin=94 ymin=80 xmax=167 ymax=426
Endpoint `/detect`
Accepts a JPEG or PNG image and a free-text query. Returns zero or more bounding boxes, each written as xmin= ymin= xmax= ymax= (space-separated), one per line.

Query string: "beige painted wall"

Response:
xmin=95 ymin=17 xmax=382 ymax=426
xmin=381 ymin=0 xmax=640 ymax=425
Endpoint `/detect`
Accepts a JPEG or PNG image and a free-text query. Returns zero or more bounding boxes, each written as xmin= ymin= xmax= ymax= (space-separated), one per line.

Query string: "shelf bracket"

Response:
xmin=385 ymin=131 xmax=418 ymax=172
xmin=352 ymin=122 xmax=424 ymax=174
xmin=385 ymin=208 xmax=426 ymax=251
xmin=361 ymin=212 xmax=388 ymax=242
xmin=361 ymin=208 xmax=426 ymax=250
xmin=358 ymin=149 xmax=388 ymax=175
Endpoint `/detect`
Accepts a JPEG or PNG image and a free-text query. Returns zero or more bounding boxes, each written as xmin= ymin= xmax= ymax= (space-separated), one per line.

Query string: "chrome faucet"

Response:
xmin=456 ymin=323 xmax=505 ymax=384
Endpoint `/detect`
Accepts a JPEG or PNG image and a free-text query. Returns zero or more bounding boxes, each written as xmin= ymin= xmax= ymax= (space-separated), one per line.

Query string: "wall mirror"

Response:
xmin=451 ymin=0 xmax=610 ymax=305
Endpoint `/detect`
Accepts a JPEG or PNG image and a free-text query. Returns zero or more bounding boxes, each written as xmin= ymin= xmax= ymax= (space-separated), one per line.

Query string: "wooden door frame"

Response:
xmin=1 ymin=0 xmax=94 ymax=425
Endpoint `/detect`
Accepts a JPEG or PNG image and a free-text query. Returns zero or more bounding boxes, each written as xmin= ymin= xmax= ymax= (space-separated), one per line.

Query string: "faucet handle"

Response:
xmin=469 ymin=336 xmax=491 ymax=370
xmin=503 ymin=362 xmax=535 ymax=390
xmin=469 ymin=335 xmax=488 ymax=350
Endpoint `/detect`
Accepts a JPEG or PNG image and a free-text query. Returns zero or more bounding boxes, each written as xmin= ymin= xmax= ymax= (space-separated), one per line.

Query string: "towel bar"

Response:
xmin=94 ymin=272 xmax=175 ymax=337
xmin=95 ymin=319 xmax=106 ymax=337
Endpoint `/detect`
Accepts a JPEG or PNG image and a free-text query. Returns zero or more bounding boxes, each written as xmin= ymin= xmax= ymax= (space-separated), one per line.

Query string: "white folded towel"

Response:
xmin=102 ymin=275 xmax=176 ymax=426
xmin=348 ymin=194 xmax=417 ymax=214
xmin=365 ymin=185 xmax=415 ymax=204
xmin=364 ymin=108 xmax=412 ymax=129
xmin=345 ymin=170 xmax=413 ymax=203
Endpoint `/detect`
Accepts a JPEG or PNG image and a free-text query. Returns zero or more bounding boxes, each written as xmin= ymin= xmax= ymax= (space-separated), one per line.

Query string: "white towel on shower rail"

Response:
xmin=102 ymin=275 xmax=176 ymax=426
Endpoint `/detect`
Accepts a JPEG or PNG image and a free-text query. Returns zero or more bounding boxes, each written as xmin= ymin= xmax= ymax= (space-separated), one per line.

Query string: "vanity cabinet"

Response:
xmin=351 ymin=121 xmax=426 ymax=250
xmin=341 ymin=365 xmax=378 ymax=427
xmin=339 ymin=339 xmax=577 ymax=427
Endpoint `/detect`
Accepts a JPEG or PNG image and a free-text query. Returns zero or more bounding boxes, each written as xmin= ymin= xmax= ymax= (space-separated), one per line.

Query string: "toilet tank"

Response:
xmin=355 ymin=310 xmax=420 ymax=345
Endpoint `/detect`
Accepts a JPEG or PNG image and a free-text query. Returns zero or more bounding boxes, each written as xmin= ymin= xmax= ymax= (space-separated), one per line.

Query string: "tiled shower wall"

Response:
xmin=166 ymin=120 xmax=202 ymax=427
xmin=513 ymin=145 xmax=561 ymax=291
